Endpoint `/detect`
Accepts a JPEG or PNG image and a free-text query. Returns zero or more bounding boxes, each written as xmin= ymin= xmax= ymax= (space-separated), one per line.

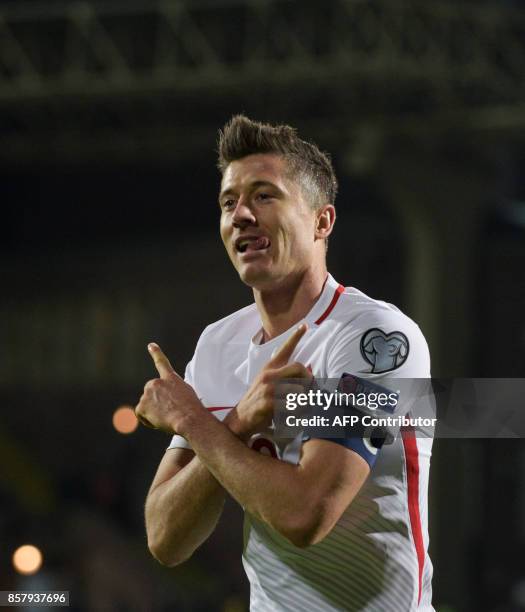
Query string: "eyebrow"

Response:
xmin=218 ymin=180 xmax=282 ymax=203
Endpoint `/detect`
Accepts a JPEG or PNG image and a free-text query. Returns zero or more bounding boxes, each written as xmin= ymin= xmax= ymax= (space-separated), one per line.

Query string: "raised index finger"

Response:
xmin=267 ymin=324 xmax=308 ymax=368
xmin=148 ymin=342 xmax=177 ymax=379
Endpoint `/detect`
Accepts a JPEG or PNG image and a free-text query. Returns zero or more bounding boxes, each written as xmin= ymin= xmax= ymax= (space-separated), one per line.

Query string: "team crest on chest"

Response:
xmin=360 ymin=328 xmax=409 ymax=373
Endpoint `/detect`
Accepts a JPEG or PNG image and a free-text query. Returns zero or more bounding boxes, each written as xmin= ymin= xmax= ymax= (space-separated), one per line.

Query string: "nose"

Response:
xmin=232 ymin=196 xmax=256 ymax=229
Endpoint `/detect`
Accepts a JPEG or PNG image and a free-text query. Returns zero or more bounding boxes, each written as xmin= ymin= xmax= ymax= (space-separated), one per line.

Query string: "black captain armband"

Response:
xmin=276 ymin=373 xmax=398 ymax=468
xmin=302 ymin=405 xmax=387 ymax=469
xmin=336 ymin=373 xmax=397 ymax=467
xmin=330 ymin=402 xmax=388 ymax=468
xmin=314 ymin=373 xmax=396 ymax=468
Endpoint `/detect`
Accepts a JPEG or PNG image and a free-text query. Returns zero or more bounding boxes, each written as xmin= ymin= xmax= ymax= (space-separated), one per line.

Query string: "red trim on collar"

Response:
xmin=314 ymin=284 xmax=345 ymax=325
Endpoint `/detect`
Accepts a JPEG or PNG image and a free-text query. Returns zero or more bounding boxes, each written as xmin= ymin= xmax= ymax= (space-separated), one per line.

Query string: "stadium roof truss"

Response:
xmin=0 ymin=0 xmax=524 ymax=162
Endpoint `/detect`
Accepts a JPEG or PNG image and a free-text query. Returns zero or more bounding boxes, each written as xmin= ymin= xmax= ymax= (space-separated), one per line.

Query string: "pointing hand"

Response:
xmin=135 ymin=343 xmax=202 ymax=434
xmin=234 ymin=324 xmax=312 ymax=438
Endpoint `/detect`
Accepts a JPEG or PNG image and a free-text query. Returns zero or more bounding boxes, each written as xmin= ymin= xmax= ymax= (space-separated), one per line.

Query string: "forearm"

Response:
xmin=180 ymin=411 xmax=318 ymax=545
xmin=144 ymin=408 xmax=251 ymax=565
xmin=145 ymin=455 xmax=226 ymax=566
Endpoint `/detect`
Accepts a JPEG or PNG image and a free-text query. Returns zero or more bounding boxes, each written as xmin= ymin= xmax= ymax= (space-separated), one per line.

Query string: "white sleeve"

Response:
xmin=326 ymin=308 xmax=432 ymax=427
xmin=166 ymin=357 xmax=195 ymax=451
xmin=326 ymin=307 xmax=431 ymax=380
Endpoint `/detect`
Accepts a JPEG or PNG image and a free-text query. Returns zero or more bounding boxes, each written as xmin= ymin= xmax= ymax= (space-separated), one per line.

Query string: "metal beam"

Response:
xmin=0 ymin=0 xmax=524 ymax=163
xmin=0 ymin=0 xmax=523 ymax=102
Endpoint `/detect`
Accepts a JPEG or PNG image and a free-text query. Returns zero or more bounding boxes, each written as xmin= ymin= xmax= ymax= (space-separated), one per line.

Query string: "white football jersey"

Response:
xmin=168 ymin=274 xmax=434 ymax=611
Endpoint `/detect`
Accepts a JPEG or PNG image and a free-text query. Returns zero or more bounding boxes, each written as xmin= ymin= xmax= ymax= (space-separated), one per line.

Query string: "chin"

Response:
xmin=237 ymin=264 xmax=277 ymax=289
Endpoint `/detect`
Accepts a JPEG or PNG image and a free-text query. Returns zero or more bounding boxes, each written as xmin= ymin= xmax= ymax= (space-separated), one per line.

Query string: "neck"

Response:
xmin=253 ymin=264 xmax=328 ymax=342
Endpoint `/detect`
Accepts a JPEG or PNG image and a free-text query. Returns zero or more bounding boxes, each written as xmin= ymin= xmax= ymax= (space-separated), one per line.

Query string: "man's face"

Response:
xmin=219 ymin=153 xmax=322 ymax=290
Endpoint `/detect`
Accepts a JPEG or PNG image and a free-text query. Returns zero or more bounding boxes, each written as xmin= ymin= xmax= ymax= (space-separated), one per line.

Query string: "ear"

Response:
xmin=315 ymin=204 xmax=336 ymax=240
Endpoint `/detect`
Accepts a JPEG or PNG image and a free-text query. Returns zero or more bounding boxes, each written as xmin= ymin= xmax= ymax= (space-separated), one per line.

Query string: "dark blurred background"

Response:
xmin=1 ymin=0 xmax=524 ymax=610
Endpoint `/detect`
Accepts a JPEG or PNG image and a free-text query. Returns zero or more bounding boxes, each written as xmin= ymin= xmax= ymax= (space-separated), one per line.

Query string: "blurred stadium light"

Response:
xmin=112 ymin=405 xmax=138 ymax=434
xmin=12 ymin=544 xmax=43 ymax=576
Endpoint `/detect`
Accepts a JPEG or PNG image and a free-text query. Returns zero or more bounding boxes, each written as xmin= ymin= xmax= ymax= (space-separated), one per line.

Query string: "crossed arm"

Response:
xmin=140 ymin=326 xmax=369 ymax=566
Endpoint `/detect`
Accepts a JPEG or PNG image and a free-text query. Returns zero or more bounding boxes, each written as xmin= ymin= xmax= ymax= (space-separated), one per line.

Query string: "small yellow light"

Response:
xmin=113 ymin=405 xmax=139 ymax=434
xmin=12 ymin=544 xmax=43 ymax=575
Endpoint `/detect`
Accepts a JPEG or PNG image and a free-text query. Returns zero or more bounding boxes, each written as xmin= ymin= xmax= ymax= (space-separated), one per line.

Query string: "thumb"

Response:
xmin=148 ymin=343 xmax=179 ymax=380
xmin=267 ymin=323 xmax=308 ymax=368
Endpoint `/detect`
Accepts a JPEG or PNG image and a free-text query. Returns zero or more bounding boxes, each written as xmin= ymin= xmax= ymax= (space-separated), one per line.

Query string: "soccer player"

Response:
xmin=136 ymin=116 xmax=434 ymax=611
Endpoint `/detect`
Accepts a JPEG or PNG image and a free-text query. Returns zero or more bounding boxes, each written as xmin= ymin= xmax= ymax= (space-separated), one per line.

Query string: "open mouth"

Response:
xmin=235 ymin=236 xmax=271 ymax=254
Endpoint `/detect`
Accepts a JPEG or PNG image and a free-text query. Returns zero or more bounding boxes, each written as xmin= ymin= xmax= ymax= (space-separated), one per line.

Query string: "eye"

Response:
xmin=256 ymin=193 xmax=272 ymax=202
xmin=221 ymin=199 xmax=236 ymax=210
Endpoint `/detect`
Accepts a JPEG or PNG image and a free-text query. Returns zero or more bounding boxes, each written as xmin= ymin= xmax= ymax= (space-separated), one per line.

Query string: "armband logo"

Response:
xmin=360 ymin=328 xmax=409 ymax=373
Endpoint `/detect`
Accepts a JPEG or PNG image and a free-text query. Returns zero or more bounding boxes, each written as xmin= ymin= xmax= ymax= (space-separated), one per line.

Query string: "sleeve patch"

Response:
xmin=360 ymin=328 xmax=410 ymax=373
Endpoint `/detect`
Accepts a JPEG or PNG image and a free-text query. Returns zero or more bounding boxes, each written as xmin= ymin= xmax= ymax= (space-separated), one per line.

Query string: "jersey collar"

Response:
xmin=234 ymin=274 xmax=345 ymax=384
xmin=310 ymin=274 xmax=345 ymax=326
xmin=250 ymin=273 xmax=344 ymax=347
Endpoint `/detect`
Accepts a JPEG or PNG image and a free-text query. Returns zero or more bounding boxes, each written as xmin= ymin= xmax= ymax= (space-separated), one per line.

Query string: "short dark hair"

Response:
xmin=217 ymin=115 xmax=338 ymax=209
